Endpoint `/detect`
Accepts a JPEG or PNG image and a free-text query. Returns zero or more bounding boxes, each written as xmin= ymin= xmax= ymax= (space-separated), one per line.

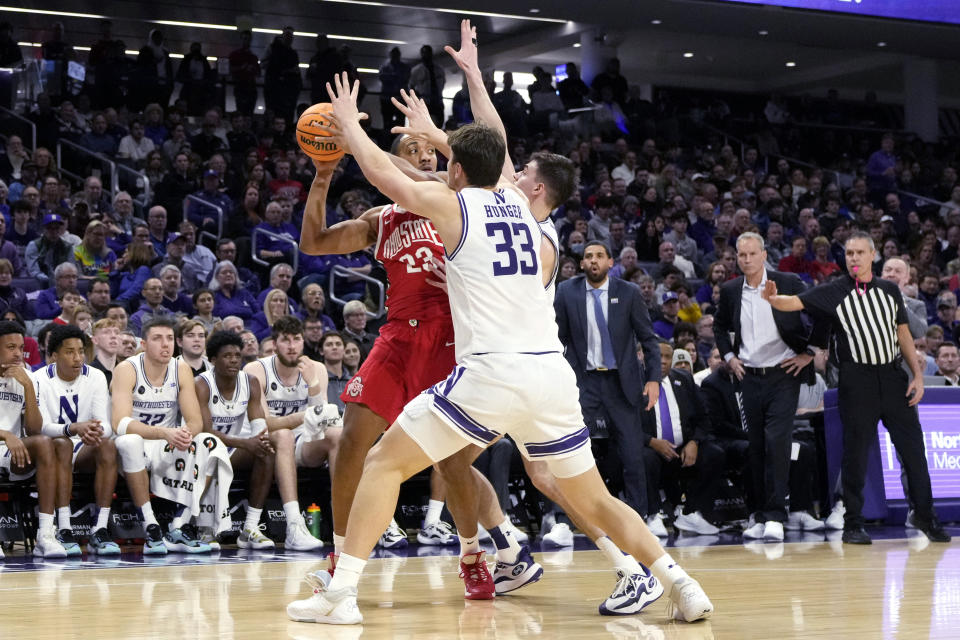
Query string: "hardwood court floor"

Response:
xmin=0 ymin=534 xmax=956 ymax=639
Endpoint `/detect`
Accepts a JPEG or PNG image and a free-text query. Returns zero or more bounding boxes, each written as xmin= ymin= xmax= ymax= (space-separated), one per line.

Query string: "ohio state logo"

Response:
xmin=346 ymin=376 xmax=363 ymax=397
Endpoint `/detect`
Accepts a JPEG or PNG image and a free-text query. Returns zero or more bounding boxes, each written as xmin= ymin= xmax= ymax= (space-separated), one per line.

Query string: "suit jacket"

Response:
xmin=555 ymin=275 xmax=661 ymax=407
xmin=700 ymin=369 xmax=748 ymax=442
xmin=903 ymin=295 xmax=928 ymax=339
xmin=640 ymin=369 xmax=711 ymax=446
xmin=714 ymin=269 xmax=829 ymax=385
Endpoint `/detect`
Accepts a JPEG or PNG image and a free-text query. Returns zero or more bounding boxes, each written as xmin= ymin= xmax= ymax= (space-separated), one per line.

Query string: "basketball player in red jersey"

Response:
xmin=299 ymin=135 xmax=543 ymax=599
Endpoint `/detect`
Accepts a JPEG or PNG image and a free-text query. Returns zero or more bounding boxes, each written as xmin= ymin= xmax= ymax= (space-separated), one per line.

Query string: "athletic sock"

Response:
xmin=650 ymin=553 xmax=689 ymax=592
xmin=489 ymin=518 xmax=522 ymax=564
xmin=327 ymin=553 xmax=366 ymax=591
xmin=169 ymin=504 xmax=189 ymax=531
xmin=38 ymin=512 xmax=55 ymax=535
xmin=95 ymin=507 xmax=111 ymax=532
xmin=596 ymin=536 xmax=645 ymax=575
xmin=459 ymin=531 xmax=480 ymax=557
xmin=283 ymin=501 xmax=302 ymax=527
xmin=333 ymin=533 xmax=346 ymax=558
xmin=424 ymin=499 xmax=444 ymax=527
xmin=244 ymin=507 xmax=263 ymax=532
xmin=57 ymin=507 xmax=72 ymax=531
xmin=138 ymin=502 xmax=159 ymax=528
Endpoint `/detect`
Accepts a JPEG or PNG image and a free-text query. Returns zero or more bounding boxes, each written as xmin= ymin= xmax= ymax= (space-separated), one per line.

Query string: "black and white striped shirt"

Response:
xmin=798 ymin=275 xmax=908 ymax=365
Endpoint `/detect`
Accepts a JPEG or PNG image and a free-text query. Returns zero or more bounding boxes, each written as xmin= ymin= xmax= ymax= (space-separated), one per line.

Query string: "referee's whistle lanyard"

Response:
xmin=852 ymin=266 xmax=868 ymax=296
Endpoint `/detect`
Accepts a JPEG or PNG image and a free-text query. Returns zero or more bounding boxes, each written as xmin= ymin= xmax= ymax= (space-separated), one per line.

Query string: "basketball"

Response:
xmin=296 ymin=103 xmax=344 ymax=161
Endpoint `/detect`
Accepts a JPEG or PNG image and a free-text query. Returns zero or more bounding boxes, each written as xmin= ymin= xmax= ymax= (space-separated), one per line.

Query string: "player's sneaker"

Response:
xmin=286 ymin=586 xmax=362 ymax=624
xmin=305 ymin=553 xmax=337 ymax=593
xmin=0 ymin=544 xmax=4 ymax=559
xmin=285 ymin=520 xmax=324 ymax=551
xmin=674 ymin=512 xmax=720 ymax=536
xmin=542 ymin=522 xmax=574 ymax=548
xmin=378 ymin=519 xmax=409 ymax=549
xmin=599 ymin=568 xmax=664 ymax=616
xmin=493 ymin=545 xmax=543 ymax=594
xmin=417 ymin=520 xmax=458 ymax=546
xmin=645 ymin=512 xmax=669 ymax=537
xmin=824 ymin=500 xmax=845 ymax=530
xmin=86 ymin=528 xmax=121 ymax=556
xmin=763 ymin=521 xmax=784 ymax=541
xmin=164 ymin=523 xmax=212 ymax=553
xmin=34 ymin=529 xmax=68 ymax=558
xmin=505 ymin=520 xmax=529 ymax=544
xmin=785 ymin=511 xmax=825 ymax=531
xmin=198 ymin=530 xmax=222 ymax=552
xmin=459 ymin=550 xmax=495 ymax=600
xmin=666 ymin=576 xmax=713 ymax=622
xmin=56 ymin=529 xmax=82 ymax=557
xmin=742 ymin=521 xmax=765 ymax=539
xmin=904 ymin=509 xmax=916 ymax=529
xmin=238 ymin=527 xmax=276 ymax=550
xmin=143 ymin=523 xmax=168 ymax=555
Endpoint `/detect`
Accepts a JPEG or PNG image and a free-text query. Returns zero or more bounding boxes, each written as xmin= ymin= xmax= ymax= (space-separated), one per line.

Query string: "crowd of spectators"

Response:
xmin=2 ymin=16 xmax=960 ymax=535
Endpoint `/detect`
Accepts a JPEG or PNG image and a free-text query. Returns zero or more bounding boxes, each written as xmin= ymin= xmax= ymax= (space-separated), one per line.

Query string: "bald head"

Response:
xmin=881 ymin=258 xmax=909 ymax=289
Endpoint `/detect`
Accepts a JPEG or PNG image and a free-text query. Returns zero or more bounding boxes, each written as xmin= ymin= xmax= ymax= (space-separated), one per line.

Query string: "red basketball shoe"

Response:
xmin=459 ymin=550 xmax=495 ymax=600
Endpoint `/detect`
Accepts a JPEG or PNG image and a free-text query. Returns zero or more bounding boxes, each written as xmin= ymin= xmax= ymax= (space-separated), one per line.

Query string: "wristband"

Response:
xmin=41 ymin=422 xmax=70 ymax=439
xmin=251 ymin=418 xmax=267 ymax=433
xmin=307 ymin=394 xmax=323 ymax=407
xmin=117 ymin=416 xmax=133 ymax=436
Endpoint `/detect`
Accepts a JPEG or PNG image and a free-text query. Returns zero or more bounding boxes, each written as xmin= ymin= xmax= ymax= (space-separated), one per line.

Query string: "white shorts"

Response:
xmin=0 ymin=443 xmax=35 ymax=481
xmin=397 ymin=352 xmax=596 ymax=479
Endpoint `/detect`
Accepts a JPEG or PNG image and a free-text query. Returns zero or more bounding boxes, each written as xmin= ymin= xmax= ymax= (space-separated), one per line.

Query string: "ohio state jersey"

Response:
xmin=374 ymin=204 xmax=451 ymax=322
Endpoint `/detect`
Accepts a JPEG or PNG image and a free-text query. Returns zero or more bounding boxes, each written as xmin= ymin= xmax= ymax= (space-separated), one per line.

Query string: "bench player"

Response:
xmin=242 ymin=315 xmax=341 ymax=551
xmin=34 ymin=325 xmax=120 ymax=556
xmin=0 ymin=321 xmax=66 ymax=558
xmin=298 ymin=112 xmax=542 ymax=599
xmin=111 ymin=316 xmax=212 ymax=554
xmin=374 ymin=23 xmax=665 ymax=614
xmin=286 ymin=73 xmax=713 ymax=625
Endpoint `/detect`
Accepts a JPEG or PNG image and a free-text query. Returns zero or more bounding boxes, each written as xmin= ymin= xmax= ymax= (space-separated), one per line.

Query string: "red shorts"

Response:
xmin=340 ymin=317 xmax=456 ymax=424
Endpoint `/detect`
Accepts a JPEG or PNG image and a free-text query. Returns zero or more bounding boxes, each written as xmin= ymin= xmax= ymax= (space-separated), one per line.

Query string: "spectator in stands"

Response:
xmin=305 ymin=34 xmax=342 ymax=104
xmin=146 ymin=205 xmax=175 ymax=257
xmin=608 ymin=247 xmax=638 ymax=280
xmin=118 ymin=330 xmax=137 ymax=358
xmin=253 ymin=201 xmax=299 ymax=266
xmin=117 ymin=119 xmax=155 ymax=167
xmin=0 ymin=21 xmax=23 ymax=76
xmin=0 ymin=135 xmax=29 ymax=184
xmin=866 ymin=134 xmax=898 ymax=204
xmin=810 ymin=236 xmax=840 ymax=283
xmin=215 ymin=239 xmax=260 ymax=296
xmin=186 ymin=169 xmax=232 ymax=236
xmin=343 ymin=338 xmax=361 ymax=374
xmin=934 ymin=343 xmax=960 ymax=386
xmin=0 ymin=215 xmax=22 ymax=276
xmin=73 ymin=220 xmax=116 ymax=279
xmin=302 ymin=316 xmax=324 ymax=360
xmin=174 ymin=221 xmax=215 ymax=291
xmin=134 ymin=29 xmax=173 ymax=109
xmin=935 ymin=292 xmax=959 ymax=335
xmin=298 ymin=283 xmax=336 ymax=331
xmin=378 ymin=46 xmax=410 ymax=133
xmin=85 ymin=278 xmax=111 ymax=320
xmin=190 ymin=288 xmax=220 ymax=334
xmin=106 ymin=191 xmax=142 ymax=237
xmin=8 ymin=161 xmax=40 ymax=204
xmin=250 ymin=289 xmax=290 ymax=341
xmin=176 ymin=42 xmax=214 ymax=116
xmin=37 ymin=176 xmax=66 ymax=215
xmin=410 ymin=45 xmax=446 ymax=126
xmin=230 ymin=185 xmax=263 ymax=239
xmin=881 ymin=257 xmax=928 ymax=340
xmin=654 ymin=241 xmax=696 ymax=280
xmin=664 ymin=213 xmax=699 ymax=264
xmin=211 ymin=260 xmax=257 ymax=321
xmin=128 ymin=277 xmax=173 ymax=336
xmin=239 ymin=329 xmax=259 ymax=365
xmin=321 ymin=331 xmax=350 ymax=411
xmin=105 ymin=303 xmax=129 ymax=332
xmin=88 ymin=317 xmax=120 ymax=386
xmin=256 ymin=263 xmax=298 ymax=312
xmin=0 ymin=258 xmax=26 ymax=317
xmin=777 ymin=236 xmax=815 ymax=282
xmin=341 ymin=299 xmax=376 ymax=359
xmin=591 ymin=57 xmax=628 ymax=106
xmin=696 ymin=261 xmax=726 ymax=308
xmin=653 ymin=291 xmax=680 ymax=340
xmin=175 ymin=319 xmax=209 ymax=376
xmin=696 ymin=315 xmax=715 ymax=361
xmin=221 ymin=315 xmax=244 ymax=335
xmin=918 ymin=271 xmax=940 ymax=325
xmin=190 ymin=114 xmax=228 ymax=159
xmin=51 ymin=290 xmax=83 ymax=326
xmin=157 ymin=264 xmax=193 ymax=315
xmin=79 ymin=176 xmax=112 ymax=215
xmin=263 ymin=27 xmax=301 ymax=122
xmin=269 ymin=159 xmax=305 ymax=203
xmin=111 ymin=242 xmax=155 ymax=309
xmin=79 ymin=113 xmax=118 ymax=156
xmin=229 ymin=31 xmax=260 ymax=115
xmin=26 ymin=213 xmax=78 ymax=287
xmin=161 ymin=125 xmax=189 ymax=163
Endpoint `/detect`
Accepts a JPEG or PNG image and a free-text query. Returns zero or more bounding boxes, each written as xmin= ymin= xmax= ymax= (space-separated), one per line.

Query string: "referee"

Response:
xmin=763 ymin=231 xmax=950 ymax=545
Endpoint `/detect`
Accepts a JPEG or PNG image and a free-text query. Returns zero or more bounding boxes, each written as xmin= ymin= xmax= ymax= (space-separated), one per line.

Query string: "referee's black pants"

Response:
xmin=742 ymin=366 xmax=802 ymax=523
xmin=838 ymin=361 xmax=935 ymax=529
xmin=579 ymin=370 xmax=648 ymax=517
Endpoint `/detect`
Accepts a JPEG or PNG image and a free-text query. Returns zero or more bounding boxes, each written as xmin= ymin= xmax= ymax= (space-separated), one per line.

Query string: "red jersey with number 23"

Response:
xmin=374 ymin=204 xmax=451 ymax=322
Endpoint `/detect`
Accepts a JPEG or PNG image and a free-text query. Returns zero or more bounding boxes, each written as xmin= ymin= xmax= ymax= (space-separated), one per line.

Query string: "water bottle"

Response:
xmin=307 ymin=503 xmax=322 ymax=538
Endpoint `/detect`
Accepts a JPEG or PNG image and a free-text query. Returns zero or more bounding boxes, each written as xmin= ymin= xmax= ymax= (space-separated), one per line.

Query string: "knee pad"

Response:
xmin=115 ymin=434 xmax=147 ymax=473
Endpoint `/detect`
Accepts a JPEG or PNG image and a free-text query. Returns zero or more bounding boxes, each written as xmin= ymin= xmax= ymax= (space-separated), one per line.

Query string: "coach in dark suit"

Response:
xmin=714 ymin=231 xmax=828 ymax=540
xmin=555 ymin=240 xmax=661 ymax=518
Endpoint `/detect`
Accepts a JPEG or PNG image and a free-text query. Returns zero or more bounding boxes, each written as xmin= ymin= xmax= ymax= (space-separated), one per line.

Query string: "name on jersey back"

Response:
xmin=381 ymin=219 xmax=443 ymax=260
xmin=483 ymin=204 xmax=523 ymax=220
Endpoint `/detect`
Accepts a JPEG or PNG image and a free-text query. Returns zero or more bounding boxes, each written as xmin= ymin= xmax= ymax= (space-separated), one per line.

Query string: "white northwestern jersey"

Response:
xmin=198 ymin=370 xmax=251 ymax=437
xmin=258 ymin=355 xmax=308 ymax=417
xmin=445 ymin=187 xmax=564 ymax=360
xmin=540 ymin=218 xmax=560 ymax=298
xmin=128 ymin=353 xmax=181 ymax=428
xmin=34 ymin=364 xmax=111 ymax=440
xmin=0 ymin=375 xmax=26 ymax=435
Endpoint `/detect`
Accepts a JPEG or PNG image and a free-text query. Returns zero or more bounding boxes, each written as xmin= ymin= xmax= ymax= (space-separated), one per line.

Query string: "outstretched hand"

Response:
xmin=443 ymin=19 xmax=479 ymax=74
xmin=325 ymin=71 xmax=363 ymax=130
xmin=424 ymin=256 xmax=447 ymax=291
xmin=390 ymin=89 xmax=442 ymax=140
xmin=761 ymin=279 xmax=778 ymax=302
